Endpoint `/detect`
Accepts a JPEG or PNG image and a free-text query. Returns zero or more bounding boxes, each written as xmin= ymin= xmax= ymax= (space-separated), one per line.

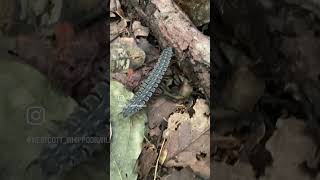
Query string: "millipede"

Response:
xmin=122 ymin=47 xmax=173 ymax=118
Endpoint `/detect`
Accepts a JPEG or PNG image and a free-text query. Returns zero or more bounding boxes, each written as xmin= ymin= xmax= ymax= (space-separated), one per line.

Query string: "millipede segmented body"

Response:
xmin=122 ymin=47 xmax=173 ymax=118
xmin=26 ymin=79 xmax=109 ymax=178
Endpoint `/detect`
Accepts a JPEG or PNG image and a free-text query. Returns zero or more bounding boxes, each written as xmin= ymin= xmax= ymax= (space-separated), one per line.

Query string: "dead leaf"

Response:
xmin=222 ymin=64 xmax=265 ymax=112
xmin=110 ymin=20 xmax=127 ymax=40
xmin=138 ymin=143 xmax=158 ymax=178
xmin=212 ymin=134 xmax=241 ymax=150
xmin=54 ymin=21 xmax=75 ymax=50
xmin=260 ymin=117 xmax=317 ymax=180
xmin=148 ymin=97 xmax=177 ymax=129
xmin=127 ymin=70 xmax=142 ymax=88
xmin=161 ymin=167 xmax=197 ymax=180
xmin=162 ymin=99 xmax=210 ymax=178
xmin=132 ymin=21 xmax=149 ymax=37
xmin=149 ymin=126 xmax=162 ymax=137
xmin=14 ymin=35 xmax=53 ymax=75
xmin=110 ymin=0 xmax=122 ymax=17
xmin=212 ymin=161 xmax=256 ymax=180
xmin=281 ymin=31 xmax=320 ymax=82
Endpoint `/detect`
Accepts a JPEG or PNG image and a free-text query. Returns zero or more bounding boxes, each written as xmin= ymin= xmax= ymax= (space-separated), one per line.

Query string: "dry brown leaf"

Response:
xmin=138 ymin=143 xmax=158 ymax=178
xmin=0 ymin=0 xmax=16 ymax=33
xmin=148 ymin=97 xmax=177 ymax=129
xmin=212 ymin=161 xmax=256 ymax=180
xmin=110 ymin=0 xmax=122 ymax=17
xmin=212 ymin=134 xmax=241 ymax=149
xmin=162 ymin=99 xmax=210 ymax=178
xmin=283 ymin=0 xmax=320 ymax=19
xmin=54 ymin=22 xmax=75 ymax=50
xmin=161 ymin=167 xmax=197 ymax=180
xmin=110 ymin=20 xmax=127 ymax=40
xmin=173 ymin=0 xmax=209 ymax=27
xmin=260 ymin=117 xmax=317 ymax=180
xmin=110 ymin=0 xmax=130 ymax=41
xmin=222 ymin=64 xmax=265 ymax=112
xmin=132 ymin=21 xmax=149 ymax=37
xmin=149 ymin=126 xmax=162 ymax=137
xmin=281 ymin=31 xmax=320 ymax=82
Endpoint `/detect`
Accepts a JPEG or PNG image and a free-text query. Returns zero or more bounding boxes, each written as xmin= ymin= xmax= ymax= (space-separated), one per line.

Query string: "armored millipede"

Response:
xmin=122 ymin=47 xmax=173 ymax=118
xmin=25 ymin=79 xmax=109 ymax=178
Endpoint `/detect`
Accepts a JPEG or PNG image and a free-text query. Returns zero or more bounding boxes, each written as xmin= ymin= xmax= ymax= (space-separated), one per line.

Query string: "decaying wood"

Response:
xmin=134 ymin=0 xmax=210 ymax=98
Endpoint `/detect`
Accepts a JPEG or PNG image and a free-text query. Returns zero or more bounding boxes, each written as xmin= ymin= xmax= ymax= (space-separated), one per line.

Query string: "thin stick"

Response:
xmin=153 ymin=138 xmax=166 ymax=180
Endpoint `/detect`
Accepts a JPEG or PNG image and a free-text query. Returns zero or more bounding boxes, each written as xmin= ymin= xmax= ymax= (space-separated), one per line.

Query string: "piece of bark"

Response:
xmin=134 ymin=0 xmax=210 ymax=98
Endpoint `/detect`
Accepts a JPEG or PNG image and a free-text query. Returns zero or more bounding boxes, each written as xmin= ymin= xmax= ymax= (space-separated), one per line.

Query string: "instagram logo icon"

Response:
xmin=26 ymin=106 xmax=45 ymax=125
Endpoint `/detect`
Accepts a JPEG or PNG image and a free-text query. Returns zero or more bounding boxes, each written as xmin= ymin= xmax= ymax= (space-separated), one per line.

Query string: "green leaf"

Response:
xmin=110 ymin=80 xmax=146 ymax=180
xmin=0 ymin=57 xmax=77 ymax=179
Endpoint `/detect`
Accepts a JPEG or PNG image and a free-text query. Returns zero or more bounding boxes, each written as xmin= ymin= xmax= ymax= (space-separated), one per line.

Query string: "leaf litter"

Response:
xmin=161 ymin=99 xmax=210 ymax=178
xmin=213 ymin=0 xmax=320 ymax=179
xmin=110 ymin=0 xmax=210 ymax=179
